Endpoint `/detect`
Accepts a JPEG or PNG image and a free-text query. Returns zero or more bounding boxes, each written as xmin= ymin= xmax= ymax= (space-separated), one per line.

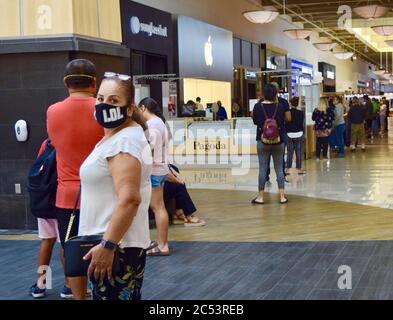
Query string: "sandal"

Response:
xmin=146 ymin=246 xmax=170 ymax=257
xmin=280 ymin=198 xmax=289 ymax=204
xmin=251 ymin=198 xmax=264 ymax=205
xmin=172 ymin=212 xmax=186 ymax=225
xmin=184 ymin=215 xmax=206 ymax=227
xmin=146 ymin=240 xmax=158 ymax=251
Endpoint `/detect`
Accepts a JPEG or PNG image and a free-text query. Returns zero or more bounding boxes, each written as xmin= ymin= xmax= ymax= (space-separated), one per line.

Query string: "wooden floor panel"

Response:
xmin=149 ymin=190 xmax=393 ymax=242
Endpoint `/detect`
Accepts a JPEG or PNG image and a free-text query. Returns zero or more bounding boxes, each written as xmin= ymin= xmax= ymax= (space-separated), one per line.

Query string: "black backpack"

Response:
xmin=27 ymin=140 xmax=57 ymax=219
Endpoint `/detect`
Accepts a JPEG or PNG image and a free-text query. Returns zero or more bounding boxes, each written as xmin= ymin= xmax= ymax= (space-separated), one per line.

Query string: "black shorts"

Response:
xmin=55 ymin=208 xmax=80 ymax=248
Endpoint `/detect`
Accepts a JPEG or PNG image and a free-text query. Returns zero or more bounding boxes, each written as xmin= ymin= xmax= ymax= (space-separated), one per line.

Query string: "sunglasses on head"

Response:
xmin=104 ymin=72 xmax=131 ymax=81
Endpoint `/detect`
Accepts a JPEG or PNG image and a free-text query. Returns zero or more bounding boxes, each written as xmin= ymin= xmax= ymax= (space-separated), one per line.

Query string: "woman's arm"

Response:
xmin=284 ymin=111 xmax=291 ymax=123
xmin=84 ymin=152 xmax=142 ymax=281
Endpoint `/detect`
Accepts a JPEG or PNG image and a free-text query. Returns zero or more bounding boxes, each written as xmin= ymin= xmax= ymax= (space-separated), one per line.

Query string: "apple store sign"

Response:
xmin=178 ymin=16 xmax=233 ymax=82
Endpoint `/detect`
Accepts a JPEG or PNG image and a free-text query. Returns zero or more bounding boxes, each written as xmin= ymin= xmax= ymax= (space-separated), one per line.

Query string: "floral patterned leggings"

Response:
xmin=90 ymin=247 xmax=146 ymax=301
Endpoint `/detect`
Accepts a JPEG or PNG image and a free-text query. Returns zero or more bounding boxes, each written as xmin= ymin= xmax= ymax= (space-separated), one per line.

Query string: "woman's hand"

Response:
xmin=84 ymin=245 xmax=115 ymax=282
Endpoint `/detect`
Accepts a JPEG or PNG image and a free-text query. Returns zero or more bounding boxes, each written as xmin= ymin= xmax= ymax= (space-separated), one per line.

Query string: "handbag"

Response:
xmin=64 ymin=188 xmax=119 ymax=278
xmin=315 ymin=128 xmax=332 ymax=138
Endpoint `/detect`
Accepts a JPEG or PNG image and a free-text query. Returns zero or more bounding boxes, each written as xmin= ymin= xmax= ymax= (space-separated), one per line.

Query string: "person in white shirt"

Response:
xmin=78 ymin=73 xmax=152 ymax=300
xmin=196 ymin=97 xmax=204 ymax=111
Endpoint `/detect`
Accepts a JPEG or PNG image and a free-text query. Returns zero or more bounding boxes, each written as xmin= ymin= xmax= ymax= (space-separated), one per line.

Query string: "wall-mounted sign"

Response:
xmin=120 ymin=0 xmax=173 ymax=57
xmin=245 ymin=70 xmax=257 ymax=80
xmin=291 ymin=59 xmax=313 ymax=96
xmin=178 ymin=16 xmax=233 ymax=82
xmin=130 ymin=16 xmax=168 ymax=37
xmin=327 ymin=71 xmax=335 ymax=80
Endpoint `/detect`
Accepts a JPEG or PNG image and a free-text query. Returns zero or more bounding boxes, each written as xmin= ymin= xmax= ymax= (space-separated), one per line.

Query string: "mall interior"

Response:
xmin=2 ymin=0 xmax=393 ymax=301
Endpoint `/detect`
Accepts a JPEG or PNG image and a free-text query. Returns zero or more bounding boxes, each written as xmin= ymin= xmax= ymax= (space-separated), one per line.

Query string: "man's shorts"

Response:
xmin=37 ymin=218 xmax=59 ymax=240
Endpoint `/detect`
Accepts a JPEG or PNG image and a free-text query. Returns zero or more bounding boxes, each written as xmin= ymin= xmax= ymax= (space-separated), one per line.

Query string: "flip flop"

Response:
xmin=146 ymin=241 xmax=158 ymax=251
xmin=147 ymin=246 xmax=170 ymax=257
xmin=251 ymin=198 xmax=264 ymax=205
xmin=280 ymin=198 xmax=289 ymax=204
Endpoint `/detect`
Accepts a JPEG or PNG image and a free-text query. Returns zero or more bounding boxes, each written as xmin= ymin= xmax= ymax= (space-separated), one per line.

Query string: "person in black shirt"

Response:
xmin=285 ymin=97 xmax=305 ymax=174
xmin=348 ymin=97 xmax=366 ymax=151
xmin=252 ymin=84 xmax=291 ymax=205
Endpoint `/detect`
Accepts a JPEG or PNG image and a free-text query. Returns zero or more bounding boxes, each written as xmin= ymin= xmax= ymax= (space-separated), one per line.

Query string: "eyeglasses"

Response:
xmin=104 ymin=72 xmax=131 ymax=81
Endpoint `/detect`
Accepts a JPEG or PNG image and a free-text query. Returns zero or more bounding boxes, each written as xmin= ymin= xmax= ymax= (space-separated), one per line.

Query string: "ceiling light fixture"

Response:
xmin=283 ymin=29 xmax=313 ymax=40
xmin=371 ymin=25 xmax=393 ymax=36
xmin=313 ymin=42 xmax=337 ymax=51
xmin=353 ymin=5 xmax=390 ymax=19
xmin=243 ymin=6 xmax=279 ymax=24
xmin=334 ymin=52 xmax=354 ymax=60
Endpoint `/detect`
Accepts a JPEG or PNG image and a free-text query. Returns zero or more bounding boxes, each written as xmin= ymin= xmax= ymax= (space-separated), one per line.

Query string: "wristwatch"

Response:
xmin=101 ymin=239 xmax=117 ymax=251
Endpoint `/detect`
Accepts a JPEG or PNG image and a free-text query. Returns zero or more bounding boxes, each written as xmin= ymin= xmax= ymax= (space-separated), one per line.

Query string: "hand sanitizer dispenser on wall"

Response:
xmin=15 ymin=120 xmax=29 ymax=142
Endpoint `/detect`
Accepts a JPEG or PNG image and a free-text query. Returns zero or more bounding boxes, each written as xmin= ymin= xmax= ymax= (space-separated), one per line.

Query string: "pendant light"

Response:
xmin=243 ymin=6 xmax=279 ymax=24
xmin=313 ymin=42 xmax=337 ymax=51
xmin=372 ymin=25 xmax=393 ymax=36
xmin=284 ymin=29 xmax=313 ymax=40
xmin=334 ymin=52 xmax=354 ymax=60
xmin=353 ymin=5 xmax=389 ymax=19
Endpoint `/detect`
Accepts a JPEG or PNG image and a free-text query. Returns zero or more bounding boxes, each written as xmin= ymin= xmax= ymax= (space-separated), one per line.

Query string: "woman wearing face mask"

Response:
xmin=76 ymin=73 xmax=152 ymax=300
xmin=138 ymin=97 xmax=171 ymax=256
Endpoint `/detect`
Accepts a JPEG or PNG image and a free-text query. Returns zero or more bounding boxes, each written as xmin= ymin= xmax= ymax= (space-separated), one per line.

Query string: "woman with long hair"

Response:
xmin=312 ymin=99 xmax=335 ymax=160
xmin=138 ymin=97 xmax=171 ymax=256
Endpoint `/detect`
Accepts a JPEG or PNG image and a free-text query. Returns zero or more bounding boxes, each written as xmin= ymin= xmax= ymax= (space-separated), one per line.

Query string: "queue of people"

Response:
xmin=30 ymin=59 xmax=205 ymax=301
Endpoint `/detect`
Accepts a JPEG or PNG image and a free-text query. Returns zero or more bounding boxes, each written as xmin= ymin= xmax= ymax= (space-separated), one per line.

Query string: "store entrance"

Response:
xmin=131 ymin=51 xmax=168 ymax=104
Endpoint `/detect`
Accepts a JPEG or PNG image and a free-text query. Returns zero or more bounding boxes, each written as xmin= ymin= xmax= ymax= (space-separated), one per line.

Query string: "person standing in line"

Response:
xmin=30 ymin=140 xmax=60 ymax=299
xmin=138 ymin=98 xmax=171 ymax=256
xmin=77 ymin=73 xmax=152 ymax=300
xmin=363 ymin=95 xmax=374 ymax=141
xmin=265 ymin=82 xmax=292 ymax=183
xmin=348 ymin=97 xmax=366 ymax=152
xmin=195 ymin=97 xmax=204 ymax=111
xmin=312 ymin=99 xmax=335 ymax=161
xmin=371 ymin=98 xmax=380 ymax=138
xmin=252 ymin=84 xmax=291 ymax=205
xmin=46 ymin=59 xmax=104 ymax=299
xmin=285 ymin=97 xmax=305 ymax=175
xmin=331 ymin=96 xmax=346 ymax=158
xmin=380 ymin=98 xmax=388 ymax=137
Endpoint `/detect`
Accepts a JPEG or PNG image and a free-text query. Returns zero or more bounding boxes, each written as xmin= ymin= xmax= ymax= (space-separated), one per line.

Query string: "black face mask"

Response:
xmin=95 ymin=103 xmax=128 ymax=128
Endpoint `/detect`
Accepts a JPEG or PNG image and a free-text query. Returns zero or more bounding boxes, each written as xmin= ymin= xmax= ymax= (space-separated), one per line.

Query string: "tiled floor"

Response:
xmin=172 ymin=135 xmax=393 ymax=210
xmin=2 ymin=240 xmax=393 ymax=300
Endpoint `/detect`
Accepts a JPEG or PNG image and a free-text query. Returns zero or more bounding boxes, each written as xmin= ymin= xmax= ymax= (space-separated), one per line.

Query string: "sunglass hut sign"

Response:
xmin=130 ymin=16 xmax=168 ymax=37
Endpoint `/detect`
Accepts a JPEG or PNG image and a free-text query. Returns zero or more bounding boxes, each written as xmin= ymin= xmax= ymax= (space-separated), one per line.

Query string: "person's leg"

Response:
xmin=316 ymin=137 xmax=322 ymax=159
xmin=56 ymin=208 xmax=87 ymax=300
xmin=322 ymin=137 xmax=329 ymax=159
xmin=329 ymin=127 xmax=337 ymax=149
xmin=256 ymin=141 xmax=270 ymax=202
xmin=294 ymin=138 xmax=303 ymax=170
xmin=350 ymin=124 xmax=357 ymax=150
xmin=337 ymin=124 xmax=345 ymax=156
xmin=286 ymin=138 xmax=294 ymax=170
xmin=272 ymin=143 xmax=286 ymax=202
xmin=359 ymin=124 xmax=366 ymax=150
xmin=150 ymin=182 xmax=170 ymax=253
xmin=91 ymin=248 xmax=146 ymax=301
xmin=174 ymin=184 xmax=197 ymax=217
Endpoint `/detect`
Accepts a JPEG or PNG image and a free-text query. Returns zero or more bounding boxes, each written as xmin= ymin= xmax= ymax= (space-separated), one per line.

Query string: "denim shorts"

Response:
xmin=151 ymin=175 xmax=168 ymax=189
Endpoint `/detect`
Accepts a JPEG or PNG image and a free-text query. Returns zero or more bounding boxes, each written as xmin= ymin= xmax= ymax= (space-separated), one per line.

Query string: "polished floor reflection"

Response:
xmin=173 ymin=134 xmax=393 ymax=210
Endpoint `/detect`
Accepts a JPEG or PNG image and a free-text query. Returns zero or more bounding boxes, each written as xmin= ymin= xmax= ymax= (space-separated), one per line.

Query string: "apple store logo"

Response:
xmin=204 ymin=36 xmax=213 ymax=67
xmin=130 ymin=16 xmax=141 ymax=34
